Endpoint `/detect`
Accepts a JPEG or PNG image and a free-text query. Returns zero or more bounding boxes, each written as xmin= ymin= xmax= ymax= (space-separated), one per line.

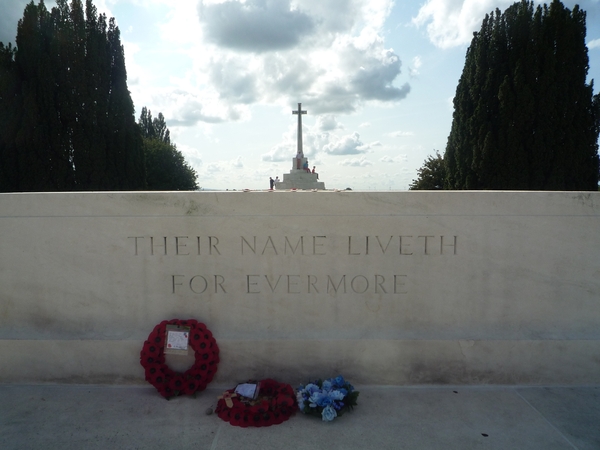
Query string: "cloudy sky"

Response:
xmin=1 ymin=0 xmax=599 ymax=190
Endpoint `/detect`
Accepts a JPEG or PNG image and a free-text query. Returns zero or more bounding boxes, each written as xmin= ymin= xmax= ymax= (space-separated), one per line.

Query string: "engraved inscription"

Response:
xmin=129 ymin=236 xmax=221 ymax=256
xmin=241 ymin=236 xmax=327 ymax=255
xmin=347 ymin=235 xmax=457 ymax=255
xmin=245 ymin=274 xmax=407 ymax=295
xmin=130 ymin=233 xmax=458 ymax=297
xmin=172 ymin=275 xmax=227 ymax=294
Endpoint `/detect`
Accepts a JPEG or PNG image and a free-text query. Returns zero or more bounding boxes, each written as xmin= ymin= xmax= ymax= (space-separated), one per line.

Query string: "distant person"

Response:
xmin=303 ymin=161 xmax=310 ymax=173
xmin=275 ymin=176 xmax=280 ymax=183
xmin=269 ymin=177 xmax=275 ymax=190
xmin=312 ymin=166 xmax=318 ymax=179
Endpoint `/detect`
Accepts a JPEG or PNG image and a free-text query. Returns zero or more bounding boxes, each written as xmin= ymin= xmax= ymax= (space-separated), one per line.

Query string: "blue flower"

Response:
xmin=321 ymin=405 xmax=338 ymax=421
xmin=318 ymin=395 xmax=333 ymax=407
xmin=309 ymin=392 xmax=333 ymax=408
xmin=305 ymin=383 xmax=320 ymax=395
xmin=322 ymin=380 xmax=333 ymax=392
xmin=334 ymin=375 xmax=345 ymax=387
xmin=308 ymin=392 xmax=323 ymax=408
xmin=329 ymin=390 xmax=345 ymax=401
xmin=296 ymin=391 xmax=306 ymax=411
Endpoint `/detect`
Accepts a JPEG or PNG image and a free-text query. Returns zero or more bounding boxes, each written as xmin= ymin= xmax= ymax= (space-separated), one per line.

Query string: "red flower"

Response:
xmin=159 ymin=384 xmax=174 ymax=399
xmin=276 ymin=395 xmax=295 ymax=408
xmin=229 ymin=410 xmax=243 ymax=427
xmin=182 ymin=379 xmax=198 ymax=396
xmin=215 ymin=380 xmax=295 ymax=428
xmin=140 ymin=319 xmax=219 ymax=399
xmin=272 ymin=411 xmax=284 ymax=425
xmin=169 ymin=375 xmax=184 ymax=394
xmin=144 ymin=363 xmax=162 ymax=378
xmin=148 ymin=372 xmax=165 ymax=386
xmin=148 ymin=330 xmax=164 ymax=346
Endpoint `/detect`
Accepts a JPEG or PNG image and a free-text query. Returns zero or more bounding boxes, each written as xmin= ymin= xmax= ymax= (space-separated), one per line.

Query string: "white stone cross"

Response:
xmin=292 ymin=103 xmax=307 ymax=157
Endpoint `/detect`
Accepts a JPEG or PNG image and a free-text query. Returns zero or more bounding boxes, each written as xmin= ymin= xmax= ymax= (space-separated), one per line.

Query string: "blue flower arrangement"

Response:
xmin=296 ymin=376 xmax=359 ymax=422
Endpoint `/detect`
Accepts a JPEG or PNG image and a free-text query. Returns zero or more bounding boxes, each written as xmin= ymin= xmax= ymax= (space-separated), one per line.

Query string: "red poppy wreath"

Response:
xmin=140 ymin=319 xmax=219 ymax=399
xmin=215 ymin=379 xmax=297 ymax=427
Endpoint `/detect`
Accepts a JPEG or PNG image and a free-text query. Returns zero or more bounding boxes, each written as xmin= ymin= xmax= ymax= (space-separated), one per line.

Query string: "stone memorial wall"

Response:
xmin=0 ymin=191 xmax=599 ymax=385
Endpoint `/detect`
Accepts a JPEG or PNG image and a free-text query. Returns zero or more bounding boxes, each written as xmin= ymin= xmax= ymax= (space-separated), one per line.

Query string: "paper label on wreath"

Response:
xmin=165 ymin=325 xmax=190 ymax=355
xmin=235 ymin=383 xmax=260 ymax=400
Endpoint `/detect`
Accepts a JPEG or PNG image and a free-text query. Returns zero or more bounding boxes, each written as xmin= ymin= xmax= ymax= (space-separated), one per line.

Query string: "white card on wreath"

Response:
xmin=166 ymin=330 xmax=189 ymax=350
xmin=235 ymin=383 xmax=260 ymax=399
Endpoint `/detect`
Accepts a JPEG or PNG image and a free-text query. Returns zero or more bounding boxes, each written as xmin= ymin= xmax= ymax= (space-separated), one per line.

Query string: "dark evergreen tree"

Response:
xmin=139 ymin=108 xmax=198 ymax=190
xmin=0 ymin=42 xmax=19 ymax=191
xmin=153 ymin=112 xmax=171 ymax=144
xmin=143 ymin=138 xmax=198 ymax=190
xmin=445 ymin=0 xmax=600 ymax=190
xmin=139 ymin=107 xmax=170 ymax=144
xmin=139 ymin=107 xmax=156 ymax=140
xmin=0 ymin=0 xmax=145 ymax=191
xmin=409 ymin=151 xmax=446 ymax=190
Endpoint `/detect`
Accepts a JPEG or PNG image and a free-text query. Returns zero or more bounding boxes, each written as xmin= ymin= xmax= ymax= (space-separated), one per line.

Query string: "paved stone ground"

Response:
xmin=1 ymin=384 xmax=599 ymax=450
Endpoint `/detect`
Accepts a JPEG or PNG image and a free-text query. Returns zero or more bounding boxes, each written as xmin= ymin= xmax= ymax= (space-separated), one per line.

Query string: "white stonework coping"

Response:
xmin=0 ymin=191 xmax=598 ymax=385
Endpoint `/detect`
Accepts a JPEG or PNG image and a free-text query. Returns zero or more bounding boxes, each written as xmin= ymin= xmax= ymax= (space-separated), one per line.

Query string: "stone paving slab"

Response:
xmin=0 ymin=384 xmax=598 ymax=450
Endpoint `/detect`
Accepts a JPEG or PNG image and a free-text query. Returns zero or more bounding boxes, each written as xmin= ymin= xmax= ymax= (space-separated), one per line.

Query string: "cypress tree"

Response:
xmin=11 ymin=2 xmax=64 ymax=190
xmin=445 ymin=0 xmax=600 ymax=190
xmin=0 ymin=42 xmax=19 ymax=191
xmin=0 ymin=0 xmax=145 ymax=192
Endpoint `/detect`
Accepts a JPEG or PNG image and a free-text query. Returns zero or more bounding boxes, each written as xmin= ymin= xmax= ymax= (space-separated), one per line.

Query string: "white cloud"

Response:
xmin=190 ymin=0 xmax=408 ymax=118
xmin=262 ymin=141 xmax=293 ymax=162
xmin=206 ymin=162 xmax=225 ymax=174
xmin=231 ymin=156 xmax=244 ymax=168
xmin=413 ymin=0 xmax=514 ymax=49
xmin=117 ymin=0 xmax=412 ymax=124
xmin=316 ymin=115 xmax=344 ymax=132
xmin=177 ymin=143 xmax=203 ymax=168
xmin=323 ymin=132 xmax=368 ymax=155
xmin=157 ymin=89 xmax=229 ymax=125
xmin=262 ymin=114 xmax=384 ymax=163
xmin=380 ymin=154 xmax=408 ymax=163
xmin=339 ymin=156 xmax=373 ymax=167
xmin=198 ymin=0 xmax=315 ymax=52
xmin=388 ymin=130 xmax=414 ymax=137
xmin=158 ymin=0 xmax=202 ymax=46
xmin=409 ymin=55 xmax=422 ymax=77
xmin=411 ymin=0 xmax=599 ymax=50
xmin=201 ymin=156 xmax=244 ymax=175
xmin=208 ymin=56 xmax=259 ymax=104
xmin=589 ymin=38 xmax=600 ymax=50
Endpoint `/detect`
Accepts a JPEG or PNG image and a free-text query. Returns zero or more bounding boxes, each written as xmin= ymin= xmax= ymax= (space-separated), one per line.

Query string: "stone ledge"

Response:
xmin=1 ymin=339 xmax=598 ymax=385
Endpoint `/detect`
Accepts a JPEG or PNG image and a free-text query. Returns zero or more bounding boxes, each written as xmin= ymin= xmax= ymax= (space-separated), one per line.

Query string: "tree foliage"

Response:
xmin=445 ymin=0 xmax=600 ymax=190
xmin=409 ymin=151 xmax=446 ymax=190
xmin=139 ymin=108 xmax=198 ymax=190
xmin=0 ymin=0 xmax=145 ymax=191
xmin=139 ymin=106 xmax=170 ymax=144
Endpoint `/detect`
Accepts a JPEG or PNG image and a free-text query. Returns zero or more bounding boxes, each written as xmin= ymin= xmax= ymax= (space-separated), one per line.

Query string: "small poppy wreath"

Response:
xmin=140 ymin=319 xmax=219 ymax=399
xmin=216 ymin=379 xmax=297 ymax=427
